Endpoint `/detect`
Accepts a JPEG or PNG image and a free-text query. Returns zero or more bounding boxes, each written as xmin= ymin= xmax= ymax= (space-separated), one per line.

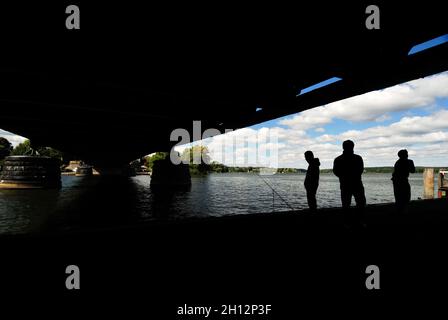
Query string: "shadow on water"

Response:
xmin=0 ymin=188 xmax=61 ymax=234
xmin=46 ymin=175 xmax=193 ymax=231
xmin=50 ymin=175 xmax=143 ymax=230
xmin=149 ymin=185 xmax=192 ymax=220
xmin=0 ymin=174 xmax=197 ymax=235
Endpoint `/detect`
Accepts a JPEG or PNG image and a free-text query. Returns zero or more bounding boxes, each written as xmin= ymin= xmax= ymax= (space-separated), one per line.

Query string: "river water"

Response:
xmin=0 ymin=173 xmax=437 ymax=235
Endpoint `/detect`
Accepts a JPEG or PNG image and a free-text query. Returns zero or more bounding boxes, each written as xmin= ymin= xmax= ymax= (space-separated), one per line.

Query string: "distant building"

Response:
xmin=64 ymin=160 xmax=84 ymax=172
xmin=63 ymin=160 xmax=100 ymax=175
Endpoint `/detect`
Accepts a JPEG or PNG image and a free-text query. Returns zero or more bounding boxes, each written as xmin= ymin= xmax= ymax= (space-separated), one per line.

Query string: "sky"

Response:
xmin=174 ymin=70 xmax=448 ymax=169
xmin=1 ymin=71 xmax=448 ymax=169
xmin=0 ymin=128 xmax=27 ymax=147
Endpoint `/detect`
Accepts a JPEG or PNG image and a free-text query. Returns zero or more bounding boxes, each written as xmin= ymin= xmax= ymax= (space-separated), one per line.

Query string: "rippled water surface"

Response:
xmin=0 ymin=173 xmax=436 ymax=234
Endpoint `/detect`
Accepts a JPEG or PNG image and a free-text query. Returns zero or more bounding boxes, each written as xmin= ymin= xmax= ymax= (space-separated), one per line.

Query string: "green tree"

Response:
xmin=181 ymin=146 xmax=212 ymax=175
xmin=210 ymin=161 xmax=229 ymax=173
xmin=144 ymin=152 xmax=168 ymax=171
xmin=181 ymin=146 xmax=211 ymax=164
xmin=11 ymin=140 xmax=64 ymax=161
xmin=36 ymin=146 xmax=64 ymax=160
xmin=11 ymin=139 xmax=32 ymax=155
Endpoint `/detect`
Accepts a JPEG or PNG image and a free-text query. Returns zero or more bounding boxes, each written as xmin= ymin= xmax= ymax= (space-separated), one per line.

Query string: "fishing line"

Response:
xmin=256 ymin=173 xmax=296 ymax=211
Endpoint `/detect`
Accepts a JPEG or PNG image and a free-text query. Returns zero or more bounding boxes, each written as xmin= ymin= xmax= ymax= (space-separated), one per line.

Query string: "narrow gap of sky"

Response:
xmin=297 ymin=77 xmax=342 ymax=96
xmin=408 ymin=34 xmax=448 ymax=55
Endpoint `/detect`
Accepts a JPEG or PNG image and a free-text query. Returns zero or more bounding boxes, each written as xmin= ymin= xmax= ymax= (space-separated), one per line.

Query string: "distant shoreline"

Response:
xmin=201 ymin=166 xmax=446 ymax=174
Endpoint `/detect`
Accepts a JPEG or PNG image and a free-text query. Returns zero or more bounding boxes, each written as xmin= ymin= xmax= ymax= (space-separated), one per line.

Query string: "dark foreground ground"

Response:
xmin=1 ymin=198 xmax=447 ymax=317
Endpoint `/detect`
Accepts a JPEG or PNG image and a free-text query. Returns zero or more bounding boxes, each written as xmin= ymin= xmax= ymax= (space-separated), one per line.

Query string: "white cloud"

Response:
xmin=375 ymin=114 xmax=391 ymax=122
xmin=0 ymin=129 xmax=27 ymax=147
xmin=329 ymin=109 xmax=448 ymax=144
xmin=191 ymin=85 xmax=448 ymax=169
xmin=279 ymin=71 xmax=448 ymax=130
xmin=170 ymin=72 xmax=448 ymax=169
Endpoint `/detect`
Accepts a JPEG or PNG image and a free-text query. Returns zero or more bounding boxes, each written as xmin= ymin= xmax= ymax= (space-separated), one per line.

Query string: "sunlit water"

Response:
xmin=0 ymin=173 xmax=436 ymax=235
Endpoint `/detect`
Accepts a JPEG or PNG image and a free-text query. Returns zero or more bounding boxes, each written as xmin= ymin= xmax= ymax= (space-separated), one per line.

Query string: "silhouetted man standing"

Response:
xmin=333 ymin=140 xmax=366 ymax=216
xmin=392 ymin=149 xmax=415 ymax=212
xmin=304 ymin=151 xmax=320 ymax=212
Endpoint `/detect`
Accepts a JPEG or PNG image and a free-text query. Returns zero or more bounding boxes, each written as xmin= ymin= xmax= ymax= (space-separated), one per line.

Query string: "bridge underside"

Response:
xmin=0 ymin=2 xmax=447 ymax=166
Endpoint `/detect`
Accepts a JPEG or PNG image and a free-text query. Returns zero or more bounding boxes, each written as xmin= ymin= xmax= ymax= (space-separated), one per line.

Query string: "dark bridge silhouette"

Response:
xmin=1 ymin=2 xmax=447 ymax=167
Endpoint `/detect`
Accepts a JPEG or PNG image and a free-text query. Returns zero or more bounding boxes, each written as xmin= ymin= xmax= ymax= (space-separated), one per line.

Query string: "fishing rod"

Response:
xmin=256 ymin=173 xmax=296 ymax=211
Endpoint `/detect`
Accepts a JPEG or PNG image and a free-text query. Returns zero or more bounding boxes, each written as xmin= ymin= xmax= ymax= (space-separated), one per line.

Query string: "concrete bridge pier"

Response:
xmin=0 ymin=156 xmax=61 ymax=189
xmin=150 ymin=157 xmax=191 ymax=190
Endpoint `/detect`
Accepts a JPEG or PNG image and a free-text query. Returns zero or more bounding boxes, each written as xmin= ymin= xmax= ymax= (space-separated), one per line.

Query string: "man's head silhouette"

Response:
xmin=342 ymin=140 xmax=355 ymax=154
xmin=304 ymin=150 xmax=314 ymax=164
xmin=398 ymin=149 xmax=408 ymax=159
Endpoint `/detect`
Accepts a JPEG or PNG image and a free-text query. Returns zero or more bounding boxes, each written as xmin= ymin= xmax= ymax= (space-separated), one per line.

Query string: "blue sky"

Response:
xmin=174 ymin=71 xmax=448 ymax=169
xmin=408 ymin=34 xmax=448 ymax=55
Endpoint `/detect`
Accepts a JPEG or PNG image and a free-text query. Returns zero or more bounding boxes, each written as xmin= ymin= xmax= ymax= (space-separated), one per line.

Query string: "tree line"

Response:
xmin=2 ymin=138 xmax=443 ymax=175
xmin=137 ymin=146 xmax=444 ymax=176
xmin=133 ymin=146 xmax=306 ymax=175
xmin=0 ymin=138 xmax=65 ymax=166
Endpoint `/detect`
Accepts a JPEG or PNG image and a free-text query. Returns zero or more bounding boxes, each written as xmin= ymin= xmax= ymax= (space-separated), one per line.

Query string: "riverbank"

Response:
xmin=3 ymin=197 xmax=446 ymax=240
xmin=55 ymin=197 xmax=448 ymax=237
